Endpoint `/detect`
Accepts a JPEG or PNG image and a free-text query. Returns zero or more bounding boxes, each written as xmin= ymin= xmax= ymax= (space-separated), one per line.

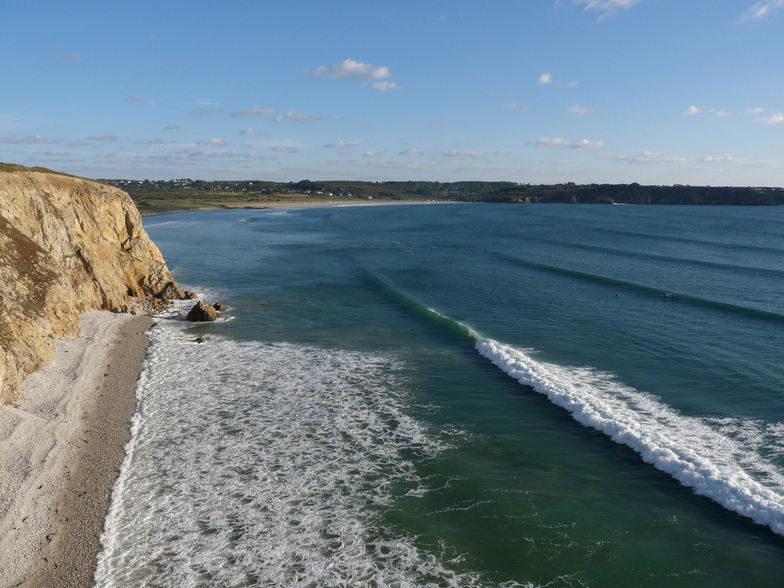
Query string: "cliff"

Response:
xmin=0 ymin=164 xmax=180 ymax=405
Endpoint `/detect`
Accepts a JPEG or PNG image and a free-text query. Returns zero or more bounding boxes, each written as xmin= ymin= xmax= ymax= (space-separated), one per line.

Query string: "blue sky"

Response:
xmin=1 ymin=0 xmax=783 ymax=185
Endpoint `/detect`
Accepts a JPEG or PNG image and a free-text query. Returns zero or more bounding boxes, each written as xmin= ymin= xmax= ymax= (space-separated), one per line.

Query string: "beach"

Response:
xmin=0 ymin=311 xmax=152 ymax=588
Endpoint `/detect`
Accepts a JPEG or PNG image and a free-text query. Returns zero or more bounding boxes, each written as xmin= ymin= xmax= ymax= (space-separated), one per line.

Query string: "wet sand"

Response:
xmin=0 ymin=311 xmax=153 ymax=588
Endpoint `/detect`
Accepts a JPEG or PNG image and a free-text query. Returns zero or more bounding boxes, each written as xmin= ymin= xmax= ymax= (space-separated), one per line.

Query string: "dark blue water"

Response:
xmin=96 ymin=204 xmax=784 ymax=587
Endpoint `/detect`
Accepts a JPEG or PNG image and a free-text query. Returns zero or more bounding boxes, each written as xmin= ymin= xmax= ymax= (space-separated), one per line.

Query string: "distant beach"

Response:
xmin=0 ymin=312 xmax=152 ymax=588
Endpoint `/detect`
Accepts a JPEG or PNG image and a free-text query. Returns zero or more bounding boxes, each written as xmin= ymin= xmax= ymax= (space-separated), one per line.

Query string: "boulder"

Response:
xmin=183 ymin=290 xmax=198 ymax=300
xmin=186 ymin=301 xmax=218 ymax=322
xmin=156 ymin=281 xmax=184 ymax=301
xmin=212 ymin=303 xmax=227 ymax=311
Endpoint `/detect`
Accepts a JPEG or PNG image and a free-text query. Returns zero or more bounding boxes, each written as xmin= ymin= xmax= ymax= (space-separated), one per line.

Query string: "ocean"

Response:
xmin=95 ymin=203 xmax=784 ymax=587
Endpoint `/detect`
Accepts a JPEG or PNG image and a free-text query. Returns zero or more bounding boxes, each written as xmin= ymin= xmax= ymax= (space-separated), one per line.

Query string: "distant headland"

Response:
xmin=102 ymin=178 xmax=784 ymax=215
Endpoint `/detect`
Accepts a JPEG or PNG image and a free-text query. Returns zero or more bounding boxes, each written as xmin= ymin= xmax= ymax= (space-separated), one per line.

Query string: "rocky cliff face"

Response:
xmin=0 ymin=165 xmax=180 ymax=405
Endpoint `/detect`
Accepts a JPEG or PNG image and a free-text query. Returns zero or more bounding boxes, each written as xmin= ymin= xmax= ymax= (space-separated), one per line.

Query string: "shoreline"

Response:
xmin=139 ymin=199 xmax=460 ymax=217
xmin=0 ymin=311 xmax=153 ymax=588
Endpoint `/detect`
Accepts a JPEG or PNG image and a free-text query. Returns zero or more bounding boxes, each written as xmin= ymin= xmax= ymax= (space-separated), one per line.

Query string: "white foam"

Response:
xmin=475 ymin=337 xmax=784 ymax=535
xmin=95 ymin=321 xmax=490 ymax=587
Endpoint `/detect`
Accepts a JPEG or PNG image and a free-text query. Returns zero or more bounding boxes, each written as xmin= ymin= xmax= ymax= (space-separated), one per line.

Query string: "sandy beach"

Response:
xmin=0 ymin=311 xmax=153 ymax=588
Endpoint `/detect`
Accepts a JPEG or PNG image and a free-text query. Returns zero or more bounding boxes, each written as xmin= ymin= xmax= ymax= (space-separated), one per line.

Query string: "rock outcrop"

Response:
xmin=0 ymin=164 xmax=180 ymax=405
xmin=186 ymin=301 xmax=218 ymax=322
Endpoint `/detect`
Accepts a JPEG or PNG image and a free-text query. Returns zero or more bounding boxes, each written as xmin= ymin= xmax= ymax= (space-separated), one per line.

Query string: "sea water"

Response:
xmin=95 ymin=203 xmax=784 ymax=587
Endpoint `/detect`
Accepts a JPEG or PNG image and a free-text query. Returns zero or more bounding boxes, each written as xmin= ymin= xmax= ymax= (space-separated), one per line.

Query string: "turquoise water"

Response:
xmin=96 ymin=203 xmax=784 ymax=587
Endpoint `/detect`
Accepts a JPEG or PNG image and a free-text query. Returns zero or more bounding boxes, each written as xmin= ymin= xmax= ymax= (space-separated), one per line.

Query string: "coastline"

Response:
xmin=0 ymin=311 xmax=153 ymax=588
xmin=138 ymin=199 xmax=459 ymax=217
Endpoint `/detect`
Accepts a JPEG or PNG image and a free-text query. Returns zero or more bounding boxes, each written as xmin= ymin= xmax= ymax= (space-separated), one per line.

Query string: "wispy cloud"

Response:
xmin=324 ymin=140 xmax=356 ymax=148
xmin=271 ymin=145 xmax=304 ymax=153
xmin=443 ymin=150 xmax=485 ymax=158
xmin=574 ymin=0 xmax=647 ymax=20
xmin=762 ymin=112 xmax=784 ymax=124
xmin=232 ymin=106 xmax=275 ymax=117
xmin=535 ymin=137 xmax=605 ymax=148
xmin=0 ymin=134 xmax=59 ymax=144
xmin=364 ymin=150 xmax=381 ymax=157
xmin=87 ymin=134 xmax=120 ymax=141
xmin=125 ymin=94 xmax=143 ymax=103
xmin=273 ymin=111 xmax=328 ymax=123
xmin=504 ymin=102 xmax=521 ymax=110
xmin=197 ymin=138 xmax=227 ymax=146
xmin=606 ymin=150 xmax=685 ymax=164
xmin=742 ymin=0 xmax=784 ymax=20
xmin=746 ymin=107 xmax=765 ymax=114
xmin=568 ymin=105 xmax=590 ymax=115
xmin=240 ymin=127 xmax=261 ymax=135
xmin=700 ymin=155 xmax=778 ymax=167
xmin=682 ymin=105 xmax=701 ymax=116
xmin=370 ymin=81 xmax=400 ymax=91
xmin=538 ymin=72 xmax=579 ymax=86
xmin=307 ymin=59 xmax=391 ymax=80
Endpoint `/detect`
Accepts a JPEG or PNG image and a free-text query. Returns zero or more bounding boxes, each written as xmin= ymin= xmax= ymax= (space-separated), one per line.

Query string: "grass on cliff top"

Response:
xmin=0 ymin=162 xmax=82 ymax=178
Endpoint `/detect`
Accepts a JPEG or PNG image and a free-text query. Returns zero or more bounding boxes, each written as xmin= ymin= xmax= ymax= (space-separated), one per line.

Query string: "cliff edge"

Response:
xmin=0 ymin=164 xmax=180 ymax=405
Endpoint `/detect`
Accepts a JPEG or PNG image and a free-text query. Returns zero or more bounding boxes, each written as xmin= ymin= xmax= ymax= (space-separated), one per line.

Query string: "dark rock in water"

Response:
xmin=183 ymin=290 xmax=198 ymax=300
xmin=186 ymin=301 xmax=218 ymax=322
xmin=157 ymin=281 xmax=184 ymax=300
xmin=212 ymin=303 xmax=227 ymax=311
xmin=195 ymin=336 xmax=206 ymax=343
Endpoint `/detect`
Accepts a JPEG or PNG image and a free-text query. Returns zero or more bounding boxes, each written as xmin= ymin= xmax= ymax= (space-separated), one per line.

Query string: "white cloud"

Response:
xmin=534 ymin=137 xmax=605 ymax=149
xmin=503 ymin=102 xmax=520 ymax=110
xmin=308 ymin=59 xmax=391 ymax=80
xmin=746 ymin=107 xmax=765 ymax=114
xmin=607 ymin=150 xmax=686 ymax=164
xmin=87 ymin=134 xmax=119 ymax=141
xmin=271 ymin=145 xmax=304 ymax=153
xmin=538 ymin=72 xmax=578 ymax=86
xmin=574 ymin=0 xmax=647 ymax=19
xmin=762 ymin=112 xmax=784 ymax=124
xmin=443 ymin=150 xmax=485 ymax=158
xmin=273 ymin=111 xmax=327 ymax=123
xmin=682 ymin=105 xmax=701 ymax=116
xmin=700 ymin=155 xmax=778 ymax=167
xmin=568 ymin=105 xmax=590 ymax=115
xmin=324 ymin=140 xmax=355 ymax=148
xmin=232 ymin=106 xmax=275 ymax=117
xmin=364 ymin=150 xmax=381 ymax=157
xmin=742 ymin=0 xmax=784 ymax=20
xmin=0 ymin=134 xmax=59 ymax=144
xmin=240 ymin=127 xmax=259 ymax=135
xmin=371 ymin=81 xmax=400 ymax=91
xmin=399 ymin=148 xmax=418 ymax=155
xmin=197 ymin=138 xmax=227 ymax=146
xmin=714 ymin=110 xmax=731 ymax=117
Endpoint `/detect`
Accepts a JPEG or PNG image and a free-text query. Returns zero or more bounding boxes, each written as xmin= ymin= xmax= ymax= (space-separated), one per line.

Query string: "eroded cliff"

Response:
xmin=0 ymin=164 xmax=180 ymax=405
